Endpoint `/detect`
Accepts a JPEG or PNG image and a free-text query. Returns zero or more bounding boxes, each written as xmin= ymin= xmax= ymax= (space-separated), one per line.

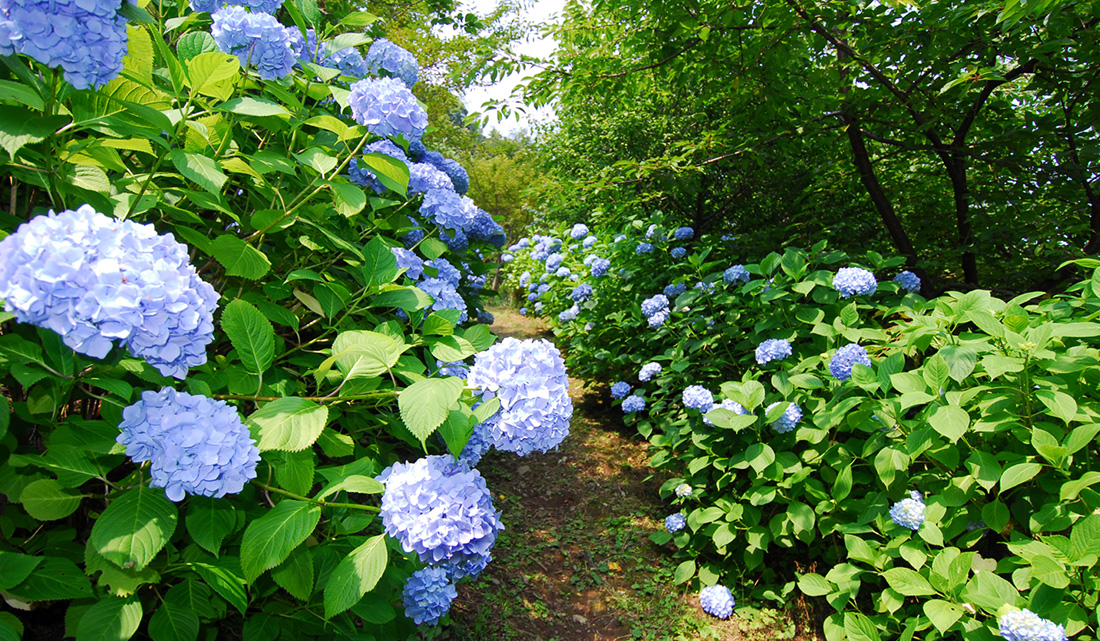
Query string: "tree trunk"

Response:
xmin=942 ymin=151 xmax=978 ymax=284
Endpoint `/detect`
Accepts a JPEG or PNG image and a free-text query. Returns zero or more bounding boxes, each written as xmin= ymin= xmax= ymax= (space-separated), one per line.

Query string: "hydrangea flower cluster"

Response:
xmin=894 ymin=270 xmax=921 ymax=294
xmin=378 ymin=455 xmax=503 ymax=568
xmin=0 ymin=205 xmax=219 ymax=378
xmin=570 ymin=223 xmax=589 ymax=239
xmin=422 ymin=151 xmax=470 ymax=195
xmin=402 ymin=567 xmax=457 ymax=626
xmin=767 ymin=401 xmax=802 ymax=433
xmin=639 ymin=362 xmax=662 ymax=381
xmin=419 ymin=190 xmax=479 ymax=238
xmin=703 ymin=399 xmax=748 ymax=426
xmin=555 ymin=267 xmax=571 ymax=278
xmin=636 ymin=242 xmax=654 ymax=255
xmin=348 ymin=77 xmax=428 ymax=140
xmin=682 ymin=385 xmax=715 ymax=413
xmin=476 ymin=310 xmax=494 ymax=325
xmin=466 ymin=338 xmax=573 ymax=456
xmin=699 ymin=585 xmax=735 ymax=619
xmin=392 ymin=246 xmax=424 ymax=279
xmin=724 ymin=265 xmax=750 ymax=284
xmin=408 ymin=162 xmax=455 ymax=195
xmin=755 ymin=339 xmax=792 ymax=365
xmin=590 ymin=257 xmax=611 ymax=279
xmin=321 ymin=44 xmax=370 ymax=77
xmin=641 ymin=294 xmax=669 ymax=319
xmin=665 ymin=513 xmax=686 ymax=533
xmin=570 ymin=284 xmax=593 ymax=302
xmin=582 ymin=235 xmax=597 ymax=249
xmin=664 ymin=283 xmax=686 ymax=298
xmin=833 ymin=267 xmax=878 ymax=298
xmin=364 ymin=38 xmax=418 ymax=87
xmin=829 ymin=343 xmax=872 ymax=380
xmin=212 ymin=7 xmax=296 ymax=80
xmin=0 ymin=0 xmax=129 ymax=89
xmin=545 ymin=252 xmax=564 ymax=272
xmin=558 ymin=305 xmax=579 ymax=322
xmin=673 ymin=226 xmax=694 ymax=240
xmin=670 ymin=247 xmax=687 ymax=259
xmin=117 ymin=389 xmax=260 ymax=502
xmin=192 ymin=0 xmax=282 ymax=13
xmin=674 ymin=483 xmax=693 ymax=497
xmin=998 ymin=608 xmax=1068 ymax=641
xmin=611 ymin=381 xmax=632 ymax=399
xmin=889 ymin=490 xmax=925 ymax=530
xmin=419 ymin=278 xmax=468 ymax=323
xmin=622 ymin=395 xmax=646 ymax=413
xmin=349 ymin=140 xmax=409 ymax=194
xmin=694 ymin=281 xmax=715 ymax=293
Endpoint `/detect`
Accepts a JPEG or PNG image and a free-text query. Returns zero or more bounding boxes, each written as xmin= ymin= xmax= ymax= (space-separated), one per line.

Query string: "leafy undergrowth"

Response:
xmin=441 ymin=307 xmax=821 ymax=641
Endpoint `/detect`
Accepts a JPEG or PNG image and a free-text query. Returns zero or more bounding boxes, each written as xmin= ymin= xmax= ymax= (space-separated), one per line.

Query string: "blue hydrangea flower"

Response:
xmin=348 ymin=76 xmax=428 ymax=140
xmin=682 ymin=386 xmax=714 ymax=412
xmin=894 ymin=270 xmax=921 ymax=294
xmin=454 ymin=409 xmax=494 ymax=467
xmin=544 ymin=252 xmax=564 ymax=272
xmin=570 ymin=284 xmax=593 ymax=302
xmin=829 ymin=343 xmax=872 ymax=381
xmin=117 ymin=388 xmax=260 ymax=502
xmin=558 ymin=306 xmax=578 ymax=322
xmin=0 ymin=0 xmax=129 ymax=89
xmin=555 ymin=267 xmax=571 ymax=278
xmin=998 ymin=609 xmax=1068 ymax=641
xmin=378 ymin=455 xmax=503 ymax=566
xmin=408 ymin=162 xmax=454 ymax=195
xmin=590 ymin=257 xmax=611 ymax=279
xmin=833 ymin=267 xmax=878 ymax=298
xmin=622 ymin=395 xmax=646 ymax=413
xmin=519 ymin=307 xmax=527 ymax=315
xmin=440 ymin=228 xmax=468 ymax=252
xmin=435 ymin=360 xmax=468 ymax=379
xmin=425 ymin=258 xmax=460 ymax=288
xmin=324 ymin=44 xmax=370 ymax=77
xmin=641 ymin=294 xmax=669 ymax=318
xmin=402 ymin=567 xmax=456 ymax=626
xmin=663 ymin=283 xmax=686 ymax=298
xmin=673 ymin=226 xmax=694 ymax=241
xmin=889 ymin=490 xmax=925 ymax=531
xmin=286 ymin=26 xmax=320 ymax=64
xmin=518 ymin=271 xmax=531 ymax=287
xmin=212 ymin=7 xmax=296 ymax=80
xmin=646 ymin=224 xmax=659 ymax=240
xmin=467 ymin=209 xmax=504 ymax=246
xmin=569 ymin=223 xmax=589 ymax=239
xmin=670 ymin=247 xmax=687 ymax=259
xmin=647 ymin=310 xmax=669 ymax=328
xmin=582 ymin=235 xmax=596 ymax=249
xmin=534 ymin=302 xmax=543 ymax=312
xmin=0 ymin=205 xmax=218 ymax=379
xmin=703 ymin=399 xmax=748 ymax=426
xmin=724 ymin=265 xmax=750 ymax=284
xmin=466 ymin=338 xmax=572 ymax=456
xmin=349 ymin=140 xmax=410 ymax=194
xmin=639 ymin=362 xmax=661 ymax=382
xmin=694 ymin=281 xmax=715 ymax=293
xmin=420 ymin=189 xmax=476 ymax=233
xmin=365 ymin=38 xmax=418 ymax=87
xmin=767 ymin=402 xmax=802 ymax=434
xmin=422 ymin=152 xmax=469 ymax=195
xmin=192 ymin=0 xmax=282 ymax=13
xmin=700 ymin=585 xmax=735 ymax=619
xmin=665 ymin=513 xmax=686 ymax=533
xmin=583 ymin=254 xmax=596 ymax=267
xmin=674 ymin=483 xmax=692 ymax=497
xmin=636 ymin=242 xmax=654 ymax=255
xmin=537 ymin=283 xmax=551 ymax=296
xmin=755 ymin=339 xmax=792 ymax=365
xmin=526 ymin=292 xmax=538 ymax=302
xmin=419 ymin=278 xmax=467 ymax=323
xmin=610 ymin=381 xmax=632 ymax=399
xmin=392 ymin=247 xmax=424 ymax=280
xmin=477 ymin=310 xmax=494 ymax=325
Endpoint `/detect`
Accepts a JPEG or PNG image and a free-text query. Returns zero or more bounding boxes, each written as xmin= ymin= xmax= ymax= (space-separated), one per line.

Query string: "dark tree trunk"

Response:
xmin=942 ymin=151 xmax=979 ymax=284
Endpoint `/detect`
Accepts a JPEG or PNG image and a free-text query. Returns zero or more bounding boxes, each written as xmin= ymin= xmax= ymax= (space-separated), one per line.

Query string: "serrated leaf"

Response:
xmin=217 ymin=96 xmax=289 ymax=117
xmin=147 ymin=601 xmax=199 ymax=641
xmin=323 ymin=535 xmax=388 ymax=618
xmin=1001 ymin=463 xmax=1042 ymax=493
xmin=190 ymin=560 xmax=248 ymax=615
xmin=90 ymin=485 xmax=178 ymax=571
xmin=271 ymin=544 xmax=314 ymax=601
xmin=76 ymin=597 xmax=142 ymax=641
xmin=928 ymin=405 xmax=969 ymax=443
xmin=240 ymin=500 xmax=320 ymax=583
xmin=0 ymin=552 xmax=42 ymax=591
xmin=184 ymin=51 xmax=238 ymax=100
xmin=185 ymin=496 xmax=237 ymax=556
xmin=883 ymin=567 xmax=937 ymax=595
xmin=19 ymin=478 xmax=82 ymax=520
xmin=246 ymin=397 xmax=328 ymax=452
xmin=212 ymin=234 xmax=270 ymax=279
xmin=0 ymin=106 xmax=69 ymax=160
xmin=177 ymin=31 xmax=217 ymax=61
xmin=798 ymin=573 xmax=833 ymax=597
xmin=398 ymin=377 xmax=465 ymax=444
xmin=169 ymin=149 xmax=227 ymax=193
xmin=4 ymin=557 xmax=92 ymax=601
xmin=332 ymin=330 xmax=405 ymax=379
xmin=221 ymin=299 xmax=275 ymax=375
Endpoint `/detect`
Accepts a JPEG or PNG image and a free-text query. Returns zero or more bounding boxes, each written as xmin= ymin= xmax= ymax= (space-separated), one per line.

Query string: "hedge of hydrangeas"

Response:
xmin=0 ymin=3 xmax=574 ymax=636
xmin=501 ymin=212 xmax=1100 ymax=637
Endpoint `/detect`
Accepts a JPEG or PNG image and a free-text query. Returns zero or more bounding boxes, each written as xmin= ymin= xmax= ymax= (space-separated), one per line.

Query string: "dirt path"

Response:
xmin=443 ymin=308 xmax=805 ymax=641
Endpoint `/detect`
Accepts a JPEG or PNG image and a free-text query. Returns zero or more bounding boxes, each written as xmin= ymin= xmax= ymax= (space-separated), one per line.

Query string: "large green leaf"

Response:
xmin=323 ymin=535 xmax=388 ymax=618
xmin=20 ymin=478 xmax=82 ymax=520
xmin=147 ymin=601 xmax=199 ymax=641
xmin=882 ymin=567 xmax=937 ymax=596
xmin=90 ymin=486 xmax=178 ymax=571
xmin=169 ymin=149 xmax=227 ymax=194
xmin=4 ymin=557 xmax=92 ymax=601
xmin=0 ymin=106 xmax=69 ymax=159
xmin=332 ymin=330 xmax=405 ymax=379
xmin=75 ymin=597 xmax=142 ymax=641
xmin=246 ymin=397 xmax=328 ymax=452
xmin=0 ymin=552 xmax=41 ymax=591
xmin=272 ymin=544 xmax=314 ymax=602
xmin=185 ymin=496 xmax=238 ymax=556
xmin=358 ymin=152 xmax=409 ymax=196
xmin=928 ymin=405 xmax=969 ymax=443
xmin=240 ymin=500 xmax=321 ymax=582
xmin=212 ymin=234 xmax=271 ymax=279
xmin=398 ymin=377 xmax=466 ymax=444
xmin=361 ymin=236 xmax=399 ymax=287
xmin=221 ymin=299 xmax=275 ymax=375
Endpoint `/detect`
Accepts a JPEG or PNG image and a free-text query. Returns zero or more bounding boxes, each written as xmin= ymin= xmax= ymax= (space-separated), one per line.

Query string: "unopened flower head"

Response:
xmin=829 ymin=343 xmax=872 ymax=381
xmin=378 ymin=455 xmax=503 ymax=566
xmin=639 ymin=362 xmax=662 ymax=381
xmin=117 ymin=389 xmax=260 ymax=502
xmin=402 ymin=567 xmax=456 ymax=626
xmin=348 ymin=76 xmax=428 ymax=140
xmin=889 ymin=490 xmax=925 ymax=531
xmin=894 ymin=270 xmax=921 ymax=294
xmin=665 ymin=513 xmax=686 ymax=533
xmin=755 ymin=338 xmax=792 ymax=365
xmin=833 ymin=267 xmax=878 ymax=298
xmin=682 ymin=385 xmax=715 ymax=413
xmin=365 ymin=38 xmax=418 ymax=87
xmin=767 ymin=401 xmax=802 ymax=434
xmin=467 ymin=338 xmax=572 ymax=455
xmin=699 ymin=585 xmax=735 ymax=619
xmin=0 ymin=205 xmax=218 ymax=378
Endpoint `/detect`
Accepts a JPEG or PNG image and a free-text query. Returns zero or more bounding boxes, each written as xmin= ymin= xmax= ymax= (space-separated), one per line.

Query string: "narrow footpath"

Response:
xmin=444 ymin=308 xmax=806 ymax=641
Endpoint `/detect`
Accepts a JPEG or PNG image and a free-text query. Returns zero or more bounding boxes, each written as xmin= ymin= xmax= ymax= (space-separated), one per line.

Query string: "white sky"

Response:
xmin=457 ymin=0 xmax=565 ymax=137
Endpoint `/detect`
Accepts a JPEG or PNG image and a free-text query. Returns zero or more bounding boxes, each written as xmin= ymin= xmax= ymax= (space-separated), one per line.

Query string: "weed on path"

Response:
xmin=442 ymin=308 xmax=813 ymax=641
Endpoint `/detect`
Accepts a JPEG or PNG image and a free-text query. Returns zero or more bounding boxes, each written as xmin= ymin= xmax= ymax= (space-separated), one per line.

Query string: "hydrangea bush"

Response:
xmin=502 ymin=212 xmax=1100 ymax=639
xmin=0 ymin=4 xmax=566 ymax=636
